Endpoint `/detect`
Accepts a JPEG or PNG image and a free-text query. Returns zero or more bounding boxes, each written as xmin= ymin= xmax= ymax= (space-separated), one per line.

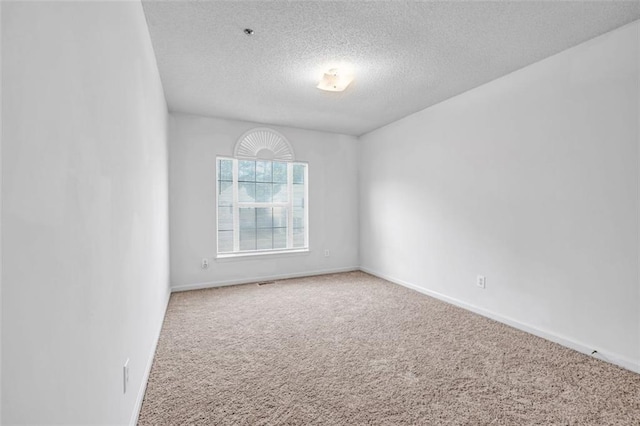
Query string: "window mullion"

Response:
xmin=287 ymin=162 xmax=294 ymax=248
xmin=304 ymin=164 xmax=309 ymax=248
xmin=237 ymin=202 xmax=286 ymax=208
xmin=232 ymin=159 xmax=240 ymax=252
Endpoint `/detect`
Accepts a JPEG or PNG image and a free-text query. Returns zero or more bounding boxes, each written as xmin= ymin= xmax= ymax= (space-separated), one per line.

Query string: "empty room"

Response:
xmin=1 ymin=0 xmax=640 ymax=424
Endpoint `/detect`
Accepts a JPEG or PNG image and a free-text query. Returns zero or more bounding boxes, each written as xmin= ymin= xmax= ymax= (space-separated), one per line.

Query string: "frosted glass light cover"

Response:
xmin=317 ymin=68 xmax=353 ymax=92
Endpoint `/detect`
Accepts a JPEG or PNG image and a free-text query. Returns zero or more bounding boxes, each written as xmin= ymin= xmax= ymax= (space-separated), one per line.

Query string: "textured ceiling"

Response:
xmin=142 ymin=1 xmax=640 ymax=136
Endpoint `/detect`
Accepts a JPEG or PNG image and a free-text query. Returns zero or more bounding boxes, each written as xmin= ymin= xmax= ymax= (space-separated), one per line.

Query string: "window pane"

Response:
xmin=239 ymin=229 xmax=256 ymax=251
xmin=256 ymin=208 xmax=272 ymax=228
xmin=218 ymin=159 xmax=233 ymax=181
xmin=238 ymin=182 xmax=256 ymax=202
xmin=218 ymin=230 xmax=234 ymax=252
xmin=218 ymin=181 xmax=233 ymax=206
xmin=293 ymin=184 xmax=305 ymax=207
xmin=293 ymin=207 xmax=305 ymax=229
xmin=273 ymin=228 xmax=287 ymax=249
xmin=256 ymin=161 xmax=272 ymax=183
xmin=293 ymin=228 xmax=305 ymax=248
xmin=216 ymin=158 xmax=308 ymax=255
xmin=273 ymin=207 xmax=287 ymax=228
xmin=218 ymin=206 xmax=233 ymax=231
xmin=293 ymin=164 xmax=305 ymax=184
xmin=239 ymin=208 xmax=256 ymax=230
xmin=255 ymin=183 xmax=273 ymax=202
xmin=257 ymin=228 xmax=273 ymax=250
xmin=273 ymin=162 xmax=287 ymax=183
xmin=238 ymin=160 xmax=256 ymax=182
xmin=273 ymin=183 xmax=287 ymax=203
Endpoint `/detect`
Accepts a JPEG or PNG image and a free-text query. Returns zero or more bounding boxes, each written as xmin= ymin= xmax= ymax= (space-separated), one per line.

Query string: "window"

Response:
xmin=217 ymin=157 xmax=308 ymax=256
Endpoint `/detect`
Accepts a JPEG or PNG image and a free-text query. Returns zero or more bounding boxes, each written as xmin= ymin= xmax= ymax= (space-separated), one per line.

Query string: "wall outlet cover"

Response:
xmin=123 ymin=358 xmax=130 ymax=394
xmin=477 ymin=275 xmax=486 ymax=289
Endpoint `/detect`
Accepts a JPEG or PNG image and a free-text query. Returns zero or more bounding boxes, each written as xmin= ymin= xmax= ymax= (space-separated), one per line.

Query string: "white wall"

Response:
xmin=0 ymin=2 xmax=3 ymax=422
xmin=2 ymin=2 xmax=170 ymax=424
xmin=360 ymin=21 xmax=640 ymax=372
xmin=169 ymin=113 xmax=358 ymax=290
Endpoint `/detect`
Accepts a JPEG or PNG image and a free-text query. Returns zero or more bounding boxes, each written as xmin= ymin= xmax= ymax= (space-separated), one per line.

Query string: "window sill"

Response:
xmin=215 ymin=249 xmax=310 ymax=262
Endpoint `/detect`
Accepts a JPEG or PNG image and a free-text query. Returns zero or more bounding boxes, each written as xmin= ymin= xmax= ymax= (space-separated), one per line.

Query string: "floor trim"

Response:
xmin=129 ymin=288 xmax=172 ymax=426
xmin=360 ymin=266 xmax=640 ymax=374
xmin=171 ymin=266 xmax=360 ymax=293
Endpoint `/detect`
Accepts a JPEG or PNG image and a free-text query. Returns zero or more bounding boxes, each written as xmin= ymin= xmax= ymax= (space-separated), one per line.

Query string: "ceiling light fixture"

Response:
xmin=317 ymin=68 xmax=353 ymax=92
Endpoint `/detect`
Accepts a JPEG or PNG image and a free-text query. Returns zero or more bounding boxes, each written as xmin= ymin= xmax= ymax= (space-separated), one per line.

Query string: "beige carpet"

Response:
xmin=138 ymin=271 xmax=640 ymax=425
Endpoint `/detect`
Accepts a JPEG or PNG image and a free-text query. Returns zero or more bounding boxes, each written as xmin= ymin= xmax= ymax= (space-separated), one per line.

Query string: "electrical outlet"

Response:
xmin=324 ymin=249 xmax=330 ymax=257
xmin=476 ymin=275 xmax=486 ymax=289
xmin=201 ymin=258 xmax=209 ymax=269
xmin=123 ymin=359 xmax=130 ymax=394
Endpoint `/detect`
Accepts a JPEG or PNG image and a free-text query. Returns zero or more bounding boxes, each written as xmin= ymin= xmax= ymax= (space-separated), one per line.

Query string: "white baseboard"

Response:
xmin=360 ymin=266 xmax=640 ymax=375
xmin=129 ymin=288 xmax=172 ymax=426
xmin=171 ymin=266 xmax=360 ymax=293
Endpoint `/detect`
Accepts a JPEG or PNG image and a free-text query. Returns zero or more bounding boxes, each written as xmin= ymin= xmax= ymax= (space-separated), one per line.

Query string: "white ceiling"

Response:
xmin=142 ymin=1 xmax=640 ymax=136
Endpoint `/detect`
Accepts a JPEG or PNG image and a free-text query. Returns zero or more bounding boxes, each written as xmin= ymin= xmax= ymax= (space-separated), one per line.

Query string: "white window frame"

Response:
xmin=216 ymin=156 xmax=309 ymax=259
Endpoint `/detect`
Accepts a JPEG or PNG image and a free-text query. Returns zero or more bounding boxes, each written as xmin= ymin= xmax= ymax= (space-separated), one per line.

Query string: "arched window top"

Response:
xmin=234 ymin=128 xmax=295 ymax=161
